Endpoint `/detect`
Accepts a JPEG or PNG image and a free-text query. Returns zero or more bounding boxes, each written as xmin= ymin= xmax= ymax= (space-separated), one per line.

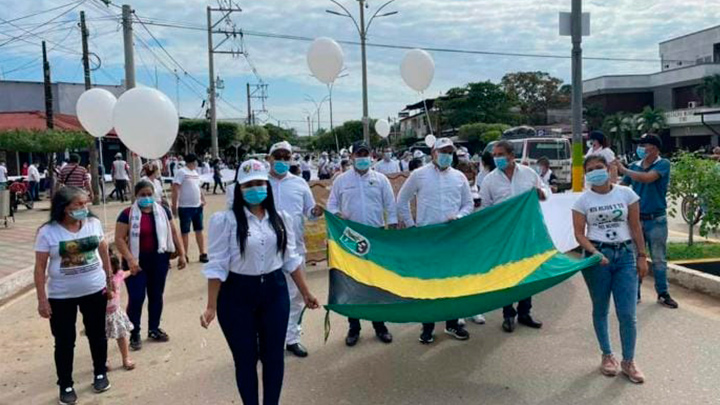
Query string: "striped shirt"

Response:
xmin=59 ymin=164 xmax=89 ymax=189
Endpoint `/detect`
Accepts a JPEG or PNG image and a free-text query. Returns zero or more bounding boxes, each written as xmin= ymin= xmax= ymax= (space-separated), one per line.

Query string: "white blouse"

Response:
xmin=203 ymin=208 xmax=303 ymax=281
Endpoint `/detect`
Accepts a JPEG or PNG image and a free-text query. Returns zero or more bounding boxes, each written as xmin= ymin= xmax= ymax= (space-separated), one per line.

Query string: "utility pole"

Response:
xmin=206 ymin=6 xmax=218 ymax=158
xmin=42 ymin=41 xmax=56 ymax=196
xmin=307 ymin=115 xmax=312 ymax=136
xmin=122 ymin=4 xmax=139 ymax=196
xmin=246 ymin=82 xmax=252 ymax=125
xmin=80 ymin=11 xmax=101 ymax=205
xmin=358 ymin=0 xmax=369 ymax=145
xmin=570 ymin=0 xmax=583 ymax=192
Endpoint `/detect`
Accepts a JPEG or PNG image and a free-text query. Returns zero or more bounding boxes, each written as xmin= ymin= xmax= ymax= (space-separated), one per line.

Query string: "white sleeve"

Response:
xmin=479 ymin=175 xmax=493 ymax=209
xmin=203 ymin=212 xmax=232 ymax=281
xmin=533 ymin=170 xmax=552 ymax=201
xmin=381 ymin=175 xmax=398 ymax=225
xmin=326 ymin=179 xmax=341 ymax=215
xmin=172 ymin=169 xmax=184 ymax=185
xmin=457 ymin=176 xmax=474 ymax=218
xmin=604 ymin=148 xmax=616 ymax=163
xmin=281 ymin=212 xmax=303 ymax=273
xmin=34 ymin=226 xmax=51 ymax=252
xmin=91 ymin=218 xmax=105 ymax=241
xmin=571 ymin=193 xmax=586 ymax=214
xmin=396 ymin=171 xmax=418 ymax=227
xmin=301 ymin=183 xmax=317 ymax=220
xmin=625 ymin=186 xmax=640 ymax=205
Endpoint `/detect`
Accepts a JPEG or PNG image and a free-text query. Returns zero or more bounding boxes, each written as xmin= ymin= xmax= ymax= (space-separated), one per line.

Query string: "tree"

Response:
xmin=177 ymin=119 xmax=245 ymax=156
xmin=696 ymin=74 xmax=720 ymax=107
xmin=603 ymin=112 xmax=630 ymax=155
xmin=584 ymin=103 xmax=606 ymax=131
xmin=637 ymin=106 xmax=667 ymax=134
xmin=457 ymin=123 xmax=510 ymax=152
xmin=668 ymin=151 xmax=720 ymax=246
xmin=309 ymin=120 xmax=382 ymax=152
xmin=245 ymin=125 xmax=270 ymax=152
xmin=436 ymin=81 xmax=512 ymax=129
xmin=264 ymin=123 xmax=298 ymax=146
xmin=501 ymin=71 xmax=566 ymax=125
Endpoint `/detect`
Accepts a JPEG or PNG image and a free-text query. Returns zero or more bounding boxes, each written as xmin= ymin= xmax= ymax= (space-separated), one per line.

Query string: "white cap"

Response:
xmin=413 ymin=150 xmax=425 ymax=159
xmin=236 ymin=159 xmax=269 ymax=185
xmin=115 ymin=153 xmax=123 ymax=158
xmin=457 ymin=148 xmax=468 ymax=157
xmin=269 ymin=141 xmax=292 ymax=155
xmin=433 ymin=137 xmax=456 ymax=151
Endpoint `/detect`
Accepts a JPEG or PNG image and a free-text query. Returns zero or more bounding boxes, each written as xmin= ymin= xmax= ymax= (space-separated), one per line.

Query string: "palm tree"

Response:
xmin=603 ymin=113 xmax=628 ymax=154
xmin=696 ymin=74 xmax=720 ymax=106
xmin=637 ymin=106 xmax=667 ymax=134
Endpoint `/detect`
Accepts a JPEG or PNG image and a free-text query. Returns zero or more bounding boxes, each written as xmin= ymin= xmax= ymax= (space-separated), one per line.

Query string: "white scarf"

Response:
xmin=129 ymin=201 xmax=175 ymax=258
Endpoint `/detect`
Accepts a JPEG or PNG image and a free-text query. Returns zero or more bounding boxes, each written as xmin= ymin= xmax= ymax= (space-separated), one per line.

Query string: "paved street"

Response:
xmin=1 ymin=192 xmax=720 ymax=404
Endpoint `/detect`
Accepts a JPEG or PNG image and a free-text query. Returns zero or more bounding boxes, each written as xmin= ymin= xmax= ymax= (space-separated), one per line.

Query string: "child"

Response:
xmin=107 ymin=255 xmax=136 ymax=370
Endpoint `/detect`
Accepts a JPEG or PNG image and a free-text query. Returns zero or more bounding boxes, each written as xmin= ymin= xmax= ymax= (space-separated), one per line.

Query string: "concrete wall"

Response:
xmin=0 ymin=80 xmax=124 ymax=114
xmin=660 ymin=26 xmax=720 ymax=71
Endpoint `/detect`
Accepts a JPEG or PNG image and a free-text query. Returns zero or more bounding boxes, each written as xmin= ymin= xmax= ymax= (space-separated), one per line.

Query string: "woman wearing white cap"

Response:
xmin=200 ymin=159 xmax=320 ymax=405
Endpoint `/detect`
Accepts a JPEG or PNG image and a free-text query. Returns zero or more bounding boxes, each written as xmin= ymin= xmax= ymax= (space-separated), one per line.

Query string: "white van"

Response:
xmin=484 ymin=137 xmax=572 ymax=190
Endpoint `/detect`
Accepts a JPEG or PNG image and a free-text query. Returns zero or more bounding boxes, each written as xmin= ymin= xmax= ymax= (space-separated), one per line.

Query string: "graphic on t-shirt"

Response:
xmin=588 ymin=203 xmax=626 ymax=241
xmin=59 ymin=235 xmax=100 ymax=275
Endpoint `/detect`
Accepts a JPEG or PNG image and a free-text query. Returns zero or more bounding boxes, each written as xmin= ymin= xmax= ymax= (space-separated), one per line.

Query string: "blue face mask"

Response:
xmin=137 ymin=196 xmax=154 ymax=208
xmin=585 ymin=168 xmax=609 ymax=186
xmin=354 ymin=157 xmax=372 ymax=171
xmin=273 ymin=161 xmax=290 ymax=175
xmin=437 ymin=153 xmax=453 ymax=169
xmin=242 ymin=185 xmax=268 ymax=205
xmin=69 ymin=208 xmax=89 ymax=220
xmin=636 ymin=146 xmax=647 ymax=159
xmin=494 ymin=156 xmax=509 ymax=170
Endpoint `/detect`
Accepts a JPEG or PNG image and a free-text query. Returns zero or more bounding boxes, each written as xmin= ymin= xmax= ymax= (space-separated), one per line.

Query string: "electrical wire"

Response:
xmin=3 ymin=26 xmax=78 ymax=76
xmin=0 ymin=0 xmax=84 ymax=26
xmin=0 ymin=1 xmax=86 ymax=52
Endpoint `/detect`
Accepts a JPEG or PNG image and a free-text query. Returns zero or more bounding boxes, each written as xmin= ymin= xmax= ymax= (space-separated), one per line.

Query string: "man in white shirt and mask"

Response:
xmin=266 ymin=141 xmax=323 ymax=358
xmin=397 ymin=138 xmax=474 ymax=344
xmin=327 ymin=141 xmax=396 ymax=347
xmin=374 ymin=147 xmax=401 ymax=175
xmin=479 ymin=140 xmax=550 ymax=333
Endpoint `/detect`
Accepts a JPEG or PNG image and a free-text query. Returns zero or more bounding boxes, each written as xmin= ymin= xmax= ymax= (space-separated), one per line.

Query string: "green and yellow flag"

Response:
xmin=325 ymin=190 xmax=600 ymax=323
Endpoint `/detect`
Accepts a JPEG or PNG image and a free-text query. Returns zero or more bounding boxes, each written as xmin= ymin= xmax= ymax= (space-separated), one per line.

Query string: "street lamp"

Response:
xmin=326 ymin=0 xmax=399 ymax=146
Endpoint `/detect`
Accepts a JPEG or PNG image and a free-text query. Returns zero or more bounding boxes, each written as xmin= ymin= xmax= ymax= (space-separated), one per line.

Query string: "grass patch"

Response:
xmin=668 ymin=242 xmax=720 ymax=261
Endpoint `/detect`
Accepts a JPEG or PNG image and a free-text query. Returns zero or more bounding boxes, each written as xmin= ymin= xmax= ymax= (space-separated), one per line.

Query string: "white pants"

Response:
xmin=285 ymin=256 xmax=305 ymax=345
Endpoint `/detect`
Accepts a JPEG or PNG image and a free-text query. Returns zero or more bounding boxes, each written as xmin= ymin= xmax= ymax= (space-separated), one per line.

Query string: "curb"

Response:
xmin=666 ymin=262 xmax=720 ymax=299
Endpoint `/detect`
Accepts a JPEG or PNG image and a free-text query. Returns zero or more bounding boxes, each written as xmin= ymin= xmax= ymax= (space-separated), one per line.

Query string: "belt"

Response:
xmin=226 ymin=268 xmax=282 ymax=283
xmin=590 ymin=240 xmax=632 ymax=250
xmin=639 ymin=212 xmax=666 ymax=220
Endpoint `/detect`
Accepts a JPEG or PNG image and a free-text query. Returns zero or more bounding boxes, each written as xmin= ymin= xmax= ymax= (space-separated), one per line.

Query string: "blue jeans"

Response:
xmin=642 ymin=216 xmax=669 ymax=295
xmin=582 ymin=245 xmax=638 ymax=361
xmin=125 ymin=252 xmax=171 ymax=337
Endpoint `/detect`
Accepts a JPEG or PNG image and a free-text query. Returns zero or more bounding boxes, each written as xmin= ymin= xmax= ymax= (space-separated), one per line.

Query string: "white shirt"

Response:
xmin=327 ymin=168 xmax=397 ymax=227
xmin=572 ymin=185 xmax=639 ymax=243
xmin=300 ymin=160 xmax=311 ymax=172
xmin=479 ymin=164 xmax=551 ymax=208
xmin=0 ymin=164 xmax=8 ymax=182
xmin=173 ymin=167 xmax=202 ymax=208
xmin=269 ymin=173 xmax=317 ymax=255
xmin=203 ymin=208 xmax=303 ymax=281
xmin=397 ymin=164 xmax=474 ymax=227
xmin=374 ymin=159 xmax=401 ymax=175
xmin=142 ymin=176 xmax=165 ymax=202
xmin=34 ymin=218 xmax=107 ymax=299
xmin=28 ymin=164 xmax=40 ymax=182
xmin=585 ymin=146 xmax=616 ymax=163
xmin=112 ymin=160 xmax=129 ymax=181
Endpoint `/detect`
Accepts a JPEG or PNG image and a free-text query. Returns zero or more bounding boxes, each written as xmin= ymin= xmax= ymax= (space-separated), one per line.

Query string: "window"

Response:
xmin=714 ymin=43 xmax=720 ymax=63
xmin=527 ymin=141 xmax=570 ymax=160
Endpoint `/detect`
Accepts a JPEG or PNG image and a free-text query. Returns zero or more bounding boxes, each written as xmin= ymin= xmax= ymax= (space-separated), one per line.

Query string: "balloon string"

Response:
xmin=422 ymin=96 xmax=434 ymax=136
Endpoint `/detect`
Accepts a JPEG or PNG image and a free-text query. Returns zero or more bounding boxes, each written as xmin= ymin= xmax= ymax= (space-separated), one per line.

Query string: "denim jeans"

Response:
xmin=582 ymin=245 xmax=638 ymax=361
xmin=642 ymin=216 xmax=669 ymax=295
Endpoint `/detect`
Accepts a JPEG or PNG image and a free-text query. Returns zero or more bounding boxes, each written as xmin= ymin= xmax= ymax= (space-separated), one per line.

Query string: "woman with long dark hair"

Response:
xmin=200 ymin=159 xmax=319 ymax=405
xmin=34 ymin=187 xmax=113 ymax=405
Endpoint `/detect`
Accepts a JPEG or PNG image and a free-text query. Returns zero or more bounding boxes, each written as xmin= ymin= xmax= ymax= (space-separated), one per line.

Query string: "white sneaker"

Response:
xmin=471 ymin=314 xmax=486 ymax=325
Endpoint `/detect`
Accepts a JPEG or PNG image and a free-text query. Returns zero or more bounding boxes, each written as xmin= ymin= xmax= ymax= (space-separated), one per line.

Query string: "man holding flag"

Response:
xmin=327 ymin=141 xmax=396 ymax=347
xmin=397 ymin=137 xmax=474 ymax=344
xmin=479 ymin=140 xmax=551 ymax=333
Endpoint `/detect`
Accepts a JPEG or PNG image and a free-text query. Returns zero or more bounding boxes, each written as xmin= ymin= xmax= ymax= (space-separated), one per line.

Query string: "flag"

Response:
xmin=325 ymin=190 xmax=600 ymax=323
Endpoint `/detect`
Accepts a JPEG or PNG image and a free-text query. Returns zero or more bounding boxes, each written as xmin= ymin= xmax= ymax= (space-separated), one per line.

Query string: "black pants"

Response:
xmin=348 ymin=318 xmax=388 ymax=334
xmin=503 ymin=297 xmax=533 ymax=318
xmin=422 ymin=319 xmax=459 ymax=334
xmin=29 ymin=181 xmax=39 ymax=200
xmin=217 ymin=270 xmax=290 ymax=405
xmin=48 ymin=289 xmax=108 ymax=388
xmin=115 ymin=179 xmax=128 ymax=202
xmin=302 ymin=171 xmax=311 ymax=182
xmin=213 ymin=176 xmax=225 ymax=194
xmin=125 ymin=252 xmax=170 ymax=337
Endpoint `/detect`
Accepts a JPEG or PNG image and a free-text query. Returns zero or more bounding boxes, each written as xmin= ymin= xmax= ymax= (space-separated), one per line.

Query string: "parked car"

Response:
xmin=484 ymin=137 xmax=572 ymax=190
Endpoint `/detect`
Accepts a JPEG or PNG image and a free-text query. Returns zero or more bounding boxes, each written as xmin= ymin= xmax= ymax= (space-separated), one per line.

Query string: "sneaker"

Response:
xmin=457 ymin=318 xmax=466 ymax=327
xmin=657 ymin=293 xmax=678 ymax=309
xmin=130 ymin=334 xmax=142 ymax=351
xmin=600 ymin=354 xmax=620 ymax=377
xmin=471 ymin=314 xmax=486 ymax=325
xmin=621 ymin=360 xmax=645 ymax=384
xmin=199 ymin=253 xmax=209 ymax=263
xmin=59 ymin=387 xmax=77 ymax=405
xmin=444 ymin=326 xmax=470 ymax=340
xmin=419 ymin=330 xmax=434 ymax=344
xmin=345 ymin=330 xmax=360 ymax=347
xmin=148 ymin=329 xmax=170 ymax=342
xmin=92 ymin=374 xmax=111 ymax=393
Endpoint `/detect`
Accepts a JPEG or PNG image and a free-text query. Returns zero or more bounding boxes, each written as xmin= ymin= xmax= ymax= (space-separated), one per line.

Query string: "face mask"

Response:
xmin=636 ymin=146 xmax=647 ymax=159
xmin=69 ymin=208 xmax=89 ymax=220
xmin=383 ymin=152 xmax=392 ymax=160
xmin=242 ymin=185 xmax=268 ymax=205
xmin=137 ymin=196 xmax=154 ymax=208
xmin=437 ymin=153 xmax=453 ymax=169
xmin=494 ymin=156 xmax=509 ymax=170
xmin=587 ymin=141 xmax=594 ymax=149
xmin=354 ymin=157 xmax=372 ymax=171
xmin=534 ymin=166 xmax=541 ymax=174
xmin=273 ymin=161 xmax=290 ymax=175
xmin=585 ymin=168 xmax=609 ymax=186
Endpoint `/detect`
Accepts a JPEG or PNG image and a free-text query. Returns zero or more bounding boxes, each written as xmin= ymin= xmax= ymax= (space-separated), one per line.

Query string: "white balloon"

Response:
xmin=76 ymin=88 xmax=117 ymax=138
xmin=113 ymin=87 xmax=179 ymax=159
xmin=374 ymin=119 xmax=390 ymax=138
xmin=307 ymin=37 xmax=344 ymax=84
xmin=425 ymin=134 xmax=436 ymax=148
xmin=400 ymin=49 xmax=435 ymax=92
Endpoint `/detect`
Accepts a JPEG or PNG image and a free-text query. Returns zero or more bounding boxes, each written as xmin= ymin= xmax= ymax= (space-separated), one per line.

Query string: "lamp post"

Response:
xmin=326 ymin=0 xmax=398 ymax=146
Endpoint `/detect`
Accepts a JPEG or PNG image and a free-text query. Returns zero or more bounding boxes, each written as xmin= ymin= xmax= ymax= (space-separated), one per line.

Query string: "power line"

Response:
xmin=0 ymin=0 xmax=84 ymax=26
xmin=3 ymin=26 xmax=78 ymax=76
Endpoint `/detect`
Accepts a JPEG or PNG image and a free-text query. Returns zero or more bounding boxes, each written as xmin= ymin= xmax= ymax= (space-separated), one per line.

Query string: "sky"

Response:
xmin=2 ymin=0 xmax=720 ymax=137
